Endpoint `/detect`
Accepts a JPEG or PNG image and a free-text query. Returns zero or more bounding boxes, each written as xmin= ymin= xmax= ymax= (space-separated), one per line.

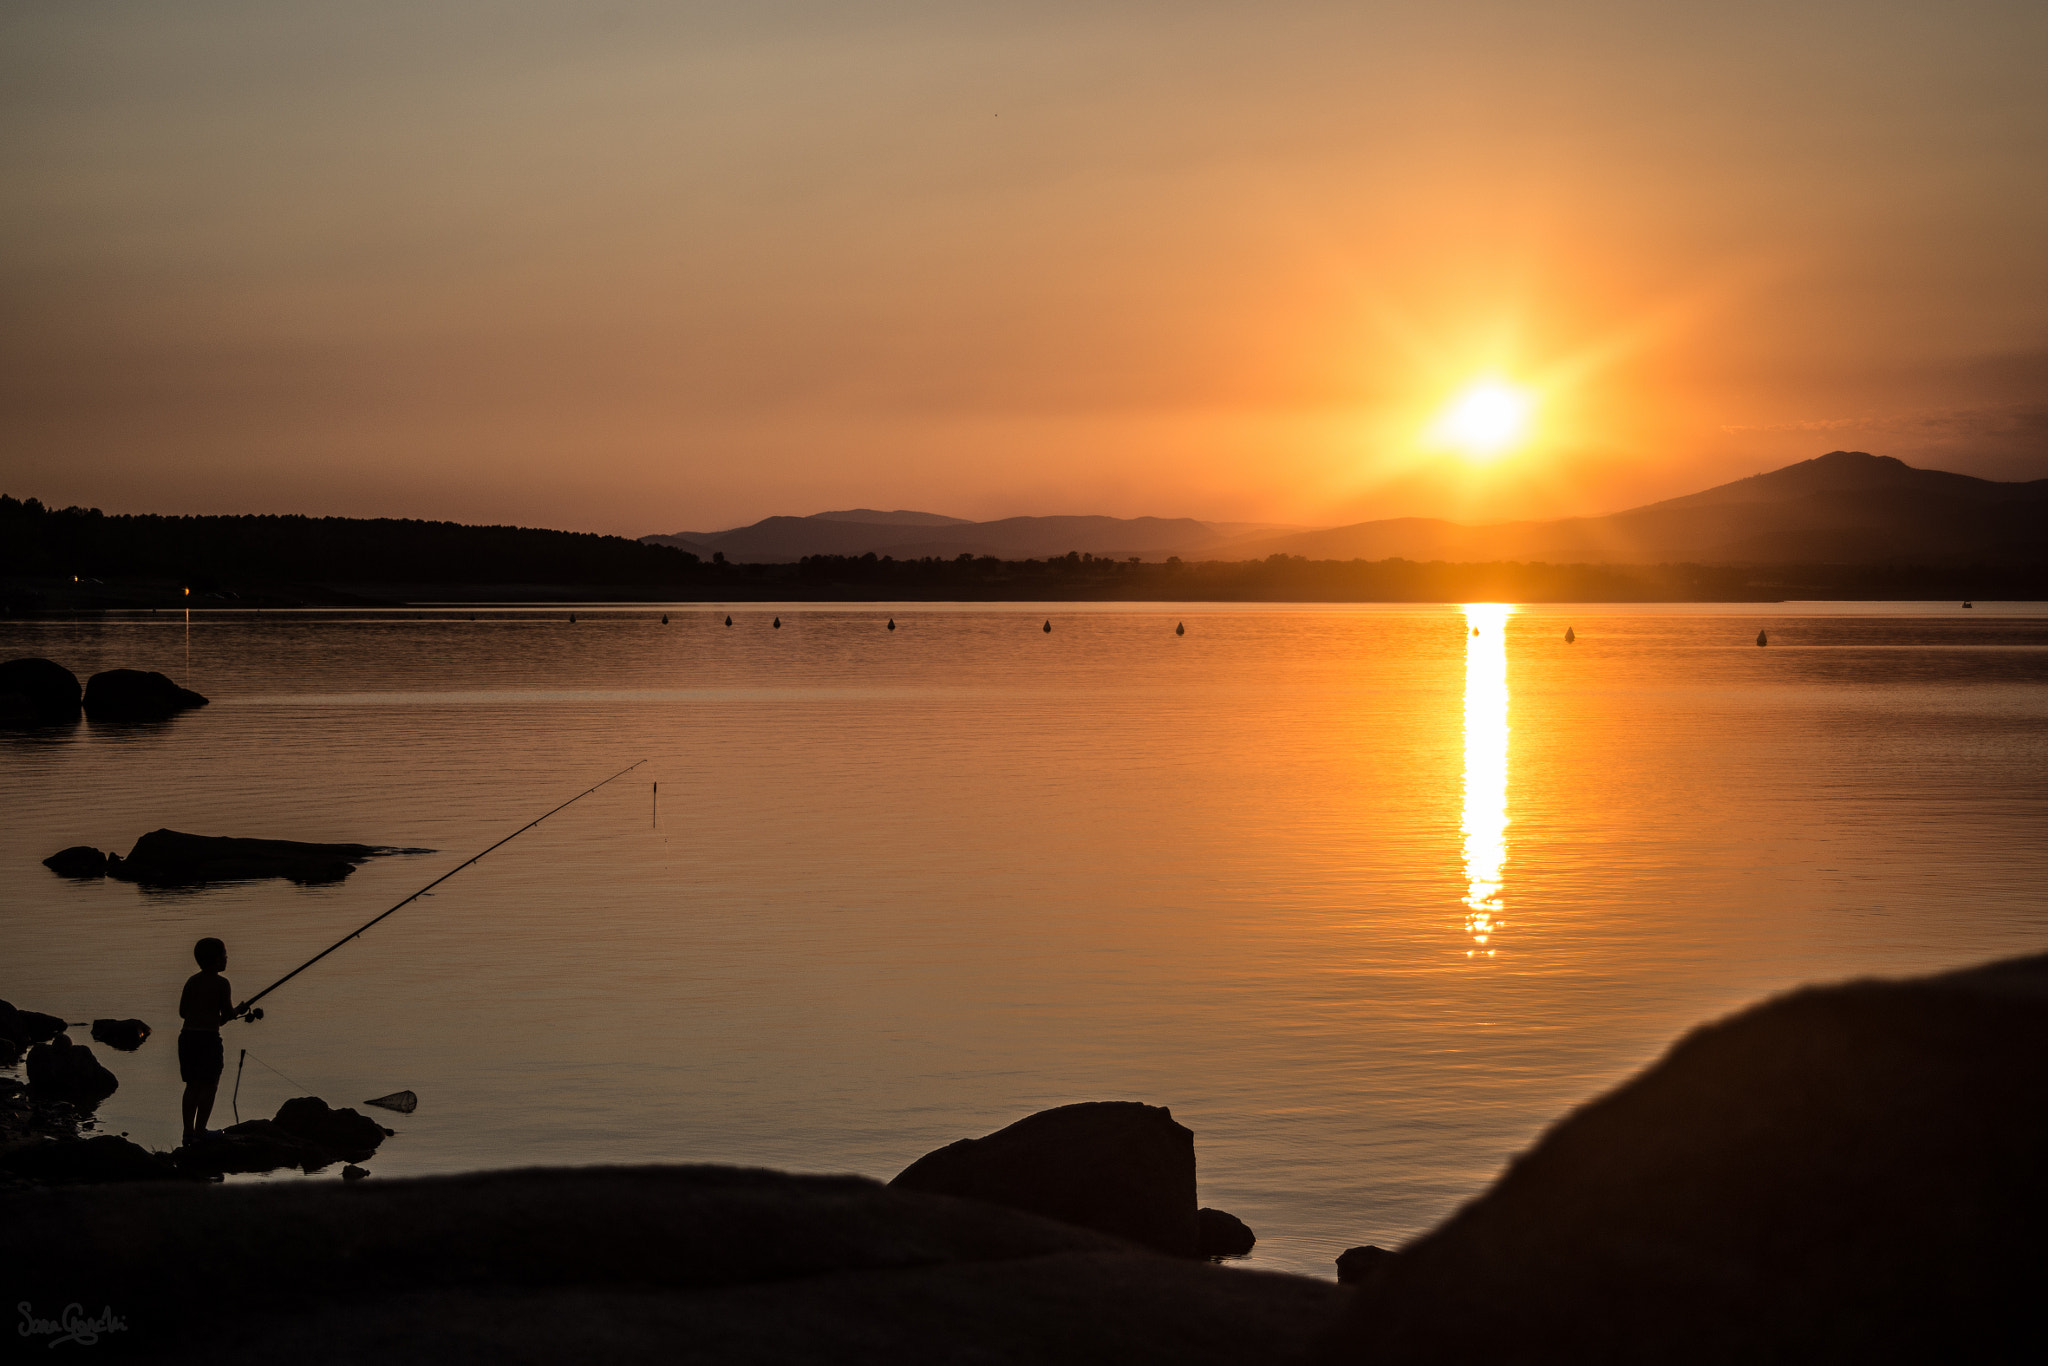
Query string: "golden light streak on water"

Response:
xmin=1461 ymin=604 xmax=1513 ymax=957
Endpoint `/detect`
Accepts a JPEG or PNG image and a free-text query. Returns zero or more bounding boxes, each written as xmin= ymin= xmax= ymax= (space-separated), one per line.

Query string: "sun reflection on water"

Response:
xmin=1461 ymin=604 xmax=1512 ymax=957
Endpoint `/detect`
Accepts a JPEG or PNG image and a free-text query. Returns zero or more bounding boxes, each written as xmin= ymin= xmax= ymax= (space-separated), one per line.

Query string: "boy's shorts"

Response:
xmin=177 ymin=1030 xmax=224 ymax=1086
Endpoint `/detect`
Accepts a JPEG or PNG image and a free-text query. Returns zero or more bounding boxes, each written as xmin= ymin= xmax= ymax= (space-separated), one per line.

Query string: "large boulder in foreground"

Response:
xmin=1318 ymin=951 xmax=2048 ymax=1365
xmin=82 ymin=667 xmax=208 ymax=719
xmin=892 ymin=1101 xmax=1201 ymax=1257
xmin=106 ymin=828 xmax=405 ymax=885
xmin=0 ymin=1134 xmax=180 ymax=1185
xmin=5 ymin=1165 xmax=1346 ymax=1364
xmin=0 ymin=656 xmax=81 ymax=722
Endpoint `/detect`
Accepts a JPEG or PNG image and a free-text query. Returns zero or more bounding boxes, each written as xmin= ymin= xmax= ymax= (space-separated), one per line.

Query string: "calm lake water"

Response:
xmin=6 ymin=602 xmax=2047 ymax=1276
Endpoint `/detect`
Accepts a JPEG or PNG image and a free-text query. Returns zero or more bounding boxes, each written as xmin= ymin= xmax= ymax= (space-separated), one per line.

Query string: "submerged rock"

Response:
xmin=0 ymin=656 xmax=82 ymax=723
xmin=0 ymin=1134 xmax=180 ymax=1185
xmin=25 ymin=1035 xmax=118 ymax=1103
xmin=891 ymin=1101 xmax=1200 ymax=1257
xmin=82 ymin=668 xmax=208 ymax=720
xmin=106 ymin=828 xmax=422 ymax=886
xmin=1196 ymin=1207 xmax=1256 ymax=1258
xmin=1316 ymin=950 xmax=2048 ymax=1365
xmin=42 ymin=845 xmax=108 ymax=877
xmin=89 ymin=1018 xmax=152 ymax=1052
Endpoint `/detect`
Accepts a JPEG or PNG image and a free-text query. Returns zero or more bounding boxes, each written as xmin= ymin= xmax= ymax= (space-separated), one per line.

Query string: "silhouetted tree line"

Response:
xmin=7 ymin=495 xmax=2037 ymax=603
xmin=0 ymin=495 xmax=703 ymax=587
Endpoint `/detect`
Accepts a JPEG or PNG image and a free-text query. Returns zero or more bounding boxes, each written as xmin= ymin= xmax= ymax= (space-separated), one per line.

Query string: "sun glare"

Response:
xmin=1432 ymin=379 xmax=1534 ymax=460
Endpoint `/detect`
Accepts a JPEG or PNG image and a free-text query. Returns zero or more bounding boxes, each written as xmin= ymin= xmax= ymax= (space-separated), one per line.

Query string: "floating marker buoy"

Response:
xmin=569 ymin=613 xmax=576 ymax=623
xmin=1472 ymin=626 xmax=1480 ymax=637
xmin=1043 ymin=620 xmax=1052 ymax=633
xmin=1176 ymin=622 xmax=1185 ymax=636
xmin=887 ymin=618 xmax=896 ymax=631
xmin=1565 ymin=627 xmax=1575 ymax=643
xmin=661 ymin=614 xmax=668 ymax=625
xmin=1962 ymin=601 xmax=1973 ymax=609
xmin=773 ymin=617 xmax=782 ymax=629
xmin=1756 ymin=629 xmax=1768 ymax=647
xmin=724 ymin=616 xmax=732 ymax=627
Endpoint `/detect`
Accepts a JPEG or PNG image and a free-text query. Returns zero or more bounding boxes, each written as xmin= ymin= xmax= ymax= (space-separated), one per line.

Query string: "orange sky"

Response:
xmin=3 ymin=1 xmax=2044 ymax=535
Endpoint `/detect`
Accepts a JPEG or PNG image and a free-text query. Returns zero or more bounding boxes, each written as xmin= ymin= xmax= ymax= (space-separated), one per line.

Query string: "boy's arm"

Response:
xmin=215 ymin=977 xmax=243 ymax=1026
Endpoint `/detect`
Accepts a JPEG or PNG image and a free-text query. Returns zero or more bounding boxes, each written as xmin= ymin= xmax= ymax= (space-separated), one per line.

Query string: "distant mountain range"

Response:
xmin=643 ymin=453 xmax=2047 ymax=565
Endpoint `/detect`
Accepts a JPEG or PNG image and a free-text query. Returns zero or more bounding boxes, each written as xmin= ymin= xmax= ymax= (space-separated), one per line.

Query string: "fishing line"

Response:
xmin=231 ymin=1047 xmax=315 ymax=1124
xmin=236 ymin=758 xmax=648 ymax=1017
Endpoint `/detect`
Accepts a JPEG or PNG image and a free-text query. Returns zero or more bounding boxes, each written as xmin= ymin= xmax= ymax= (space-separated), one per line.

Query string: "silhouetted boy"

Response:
xmin=178 ymin=937 xmax=245 ymax=1144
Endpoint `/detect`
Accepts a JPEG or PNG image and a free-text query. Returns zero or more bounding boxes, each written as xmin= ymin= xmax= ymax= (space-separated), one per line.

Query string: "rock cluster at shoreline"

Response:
xmin=42 ymin=829 xmax=432 ymax=886
xmin=0 ymin=656 xmax=209 ymax=725
xmin=5 ymin=950 xmax=2047 ymax=1360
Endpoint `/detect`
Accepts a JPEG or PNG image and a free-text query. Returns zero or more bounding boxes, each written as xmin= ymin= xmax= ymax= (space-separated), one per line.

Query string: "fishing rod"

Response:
xmin=234 ymin=758 xmax=648 ymax=1018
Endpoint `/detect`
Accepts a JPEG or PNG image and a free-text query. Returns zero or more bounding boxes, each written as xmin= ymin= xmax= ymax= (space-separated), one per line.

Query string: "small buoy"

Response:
xmin=887 ymin=618 xmax=896 ymax=631
xmin=1756 ymin=629 xmax=1768 ymax=647
xmin=1962 ymin=601 xmax=1973 ymax=609
xmin=773 ymin=617 xmax=782 ymax=629
xmin=1472 ymin=626 xmax=1480 ymax=637
xmin=724 ymin=615 xmax=732 ymax=627
xmin=1564 ymin=627 xmax=1575 ymax=643
xmin=661 ymin=614 xmax=669 ymax=625
xmin=1042 ymin=620 xmax=1052 ymax=633
xmin=1175 ymin=622 xmax=1185 ymax=636
xmin=569 ymin=613 xmax=577 ymax=623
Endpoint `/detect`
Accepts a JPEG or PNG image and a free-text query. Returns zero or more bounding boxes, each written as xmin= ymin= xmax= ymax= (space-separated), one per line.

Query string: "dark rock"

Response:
xmin=0 ymin=1000 xmax=68 ymax=1046
xmin=891 ymin=1101 xmax=1200 ymax=1257
xmin=89 ymin=1018 xmax=151 ymax=1051
xmin=0 ymin=1134 xmax=181 ymax=1184
xmin=1196 ymin=1206 xmax=1256 ymax=1258
xmin=273 ymin=1095 xmax=394 ymax=1162
xmin=105 ymin=828 xmax=412 ymax=886
xmin=1315 ymin=950 xmax=2048 ymax=1365
xmin=2 ymin=1165 xmax=1350 ymax=1363
xmin=25 ymin=1035 xmax=118 ymax=1102
xmin=0 ymin=656 xmax=82 ymax=722
xmin=176 ymin=1119 xmax=332 ymax=1177
xmin=342 ymin=1164 xmax=370 ymax=1180
xmin=41 ymin=844 xmax=108 ymax=877
xmin=82 ymin=667 xmax=208 ymax=719
xmin=0 ymin=1035 xmax=19 ymax=1068
xmin=1334 ymin=1245 xmax=1393 ymax=1286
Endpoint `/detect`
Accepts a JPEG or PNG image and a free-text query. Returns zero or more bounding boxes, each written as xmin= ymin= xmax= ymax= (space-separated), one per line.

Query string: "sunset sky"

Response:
xmin=4 ymin=0 xmax=2044 ymax=536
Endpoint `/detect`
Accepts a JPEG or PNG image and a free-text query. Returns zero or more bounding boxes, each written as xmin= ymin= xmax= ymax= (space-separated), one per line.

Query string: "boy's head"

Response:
xmin=193 ymin=937 xmax=227 ymax=972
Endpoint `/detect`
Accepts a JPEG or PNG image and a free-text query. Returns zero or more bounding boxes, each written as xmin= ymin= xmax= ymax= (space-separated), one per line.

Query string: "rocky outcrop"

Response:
xmin=42 ymin=845 xmax=108 ymax=876
xmin=1 ymin=1000 xmax=68 ymax=1048
xmin=25 ymin=1035 xmax=118 ymax=1103
xmin=89 ymin=1018 xmax=151 ymax=1051
xmin=891 ymin=1101 xmax=1201 ymax=1257
xmin=4 ymin=1165 xmax=1348 ymax=1363
xmin=0 ymin=1134 xmax=180 ymax=1185
xmin=82 ymin=667 xmax=208 ymax=719
xmin=0 ymin=656 xmax=81 ymax=723
xmin=1334 ymin=1245 xmax=1392 ymax=1286
xmin=1316 ymin=951 xmax=2048 ymax=1365
xmin=172 ymin=1096 xmax=395 ymax=1177
xmin=273 ymin=1095 xmax=393 ymax=1162
xmin=1196 ymin=1207 xmax=1256 ymax=1257
xmin=105 ymin=828 xmax=413 ymax=885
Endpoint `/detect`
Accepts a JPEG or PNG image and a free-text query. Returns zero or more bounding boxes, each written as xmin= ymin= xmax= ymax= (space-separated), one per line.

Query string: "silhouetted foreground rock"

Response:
xmin=90 ymin=1018 xmax=152 ymax=1051
xmin=82 ymin=667 xmax=208 ymax=719
xmin=0 ymin=656 xmax=81 ymax=722
xmin=1196 ymin=1206 xmax=1257 ymax=1257
xmin=1334 ymin=1245 xmax=1392 ymax=1287
xmin=26 ymin=1034 xmax=119 ymax=1102
xmin=1317 ymin=951 xmax=2048 ymax=1365
xmin=7 ymin=1166 xmax=1347 ymax=1364
xmin=171 ymin=1096 xmax=395 ymax=1177
xmin=1 ymin=999 xmax=68 ymax=1048
xmin=0 ymin=1133 xmax=179 ymax=1185
xmin=43 ymin=844 xmax=109 ymax=876
xmin=102 ymin=828 xmax=421 ymax=885
xmin=892 ymin=1101 xmax=1202 ymax=1257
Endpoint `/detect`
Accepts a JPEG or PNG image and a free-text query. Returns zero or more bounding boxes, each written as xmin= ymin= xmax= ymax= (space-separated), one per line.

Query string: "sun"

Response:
xmin=1430 ymin=379 xmax=1536 ymax=460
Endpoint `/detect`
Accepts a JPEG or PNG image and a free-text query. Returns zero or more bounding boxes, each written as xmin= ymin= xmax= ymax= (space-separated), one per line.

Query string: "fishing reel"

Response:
xmin=241 ymin=1007 xmax=264 ymax=1024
